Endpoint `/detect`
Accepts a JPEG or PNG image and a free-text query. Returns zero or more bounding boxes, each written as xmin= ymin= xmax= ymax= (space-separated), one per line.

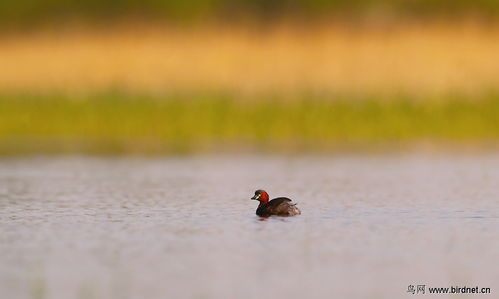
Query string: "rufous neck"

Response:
xmin=259 ymin=192 xmax=269 ymax=204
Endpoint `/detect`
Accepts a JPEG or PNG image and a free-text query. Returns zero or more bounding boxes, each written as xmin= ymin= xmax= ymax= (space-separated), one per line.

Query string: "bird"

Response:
xmin=251 ymin=189 xmax=301 ymax=217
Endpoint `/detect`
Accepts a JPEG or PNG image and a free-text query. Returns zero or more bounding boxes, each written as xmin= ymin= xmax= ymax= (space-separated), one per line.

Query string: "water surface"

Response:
xmin=1 ymin=154 xmax=498 ymax=298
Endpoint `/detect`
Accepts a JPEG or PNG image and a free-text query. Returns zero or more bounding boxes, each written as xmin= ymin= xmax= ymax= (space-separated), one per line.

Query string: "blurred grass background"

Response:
xmin=2 ymin=24 xmax=499 ymax=95
xmin=2 ymin=0 xmax=499 ymax=27
xmin=1 ymin=92 xmax=498 ymax=155
xmin=0 ymin=0 xmax=498 ymax=155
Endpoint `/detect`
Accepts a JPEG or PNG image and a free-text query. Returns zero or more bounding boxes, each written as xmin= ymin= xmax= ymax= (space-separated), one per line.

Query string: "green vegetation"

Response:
xmin=0 ymin=92 xmax=498 ymax=155
xmin=1 ymin=0 xmax=498 ymax=27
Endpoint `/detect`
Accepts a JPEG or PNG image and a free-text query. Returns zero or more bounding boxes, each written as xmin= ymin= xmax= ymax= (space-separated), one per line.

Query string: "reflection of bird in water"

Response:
xmin=251 ymin=189 xmax=301 ymax=217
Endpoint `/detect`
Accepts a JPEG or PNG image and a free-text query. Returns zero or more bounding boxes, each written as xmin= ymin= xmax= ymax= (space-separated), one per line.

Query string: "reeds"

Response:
xmin=1 ymin=23 xmax=498 ymax=96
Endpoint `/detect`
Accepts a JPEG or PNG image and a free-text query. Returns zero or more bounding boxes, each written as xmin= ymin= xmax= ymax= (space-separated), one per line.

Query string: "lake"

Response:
xmin=0 ymin=154 xmax=498 ymax=298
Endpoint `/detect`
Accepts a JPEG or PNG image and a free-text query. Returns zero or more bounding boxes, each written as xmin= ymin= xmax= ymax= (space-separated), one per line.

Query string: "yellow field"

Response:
xmin=1 ymin=22 xmax=498 ymax=96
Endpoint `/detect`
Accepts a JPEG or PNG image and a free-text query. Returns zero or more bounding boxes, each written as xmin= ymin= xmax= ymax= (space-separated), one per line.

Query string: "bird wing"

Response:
xmin=268 ymin=197 xmax=292 ymax=207
xmin=267 ymin=197 xmax=295 ymax=215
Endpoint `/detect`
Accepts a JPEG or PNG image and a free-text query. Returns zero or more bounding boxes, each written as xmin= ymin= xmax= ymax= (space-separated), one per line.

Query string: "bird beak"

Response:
xmin=251 ymin=194 xmax=260 ymax=200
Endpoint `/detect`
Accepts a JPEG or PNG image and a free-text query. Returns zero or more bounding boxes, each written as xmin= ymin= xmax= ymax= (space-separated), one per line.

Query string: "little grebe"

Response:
xmin=251 ymin=189 xmax=301 ymax=217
